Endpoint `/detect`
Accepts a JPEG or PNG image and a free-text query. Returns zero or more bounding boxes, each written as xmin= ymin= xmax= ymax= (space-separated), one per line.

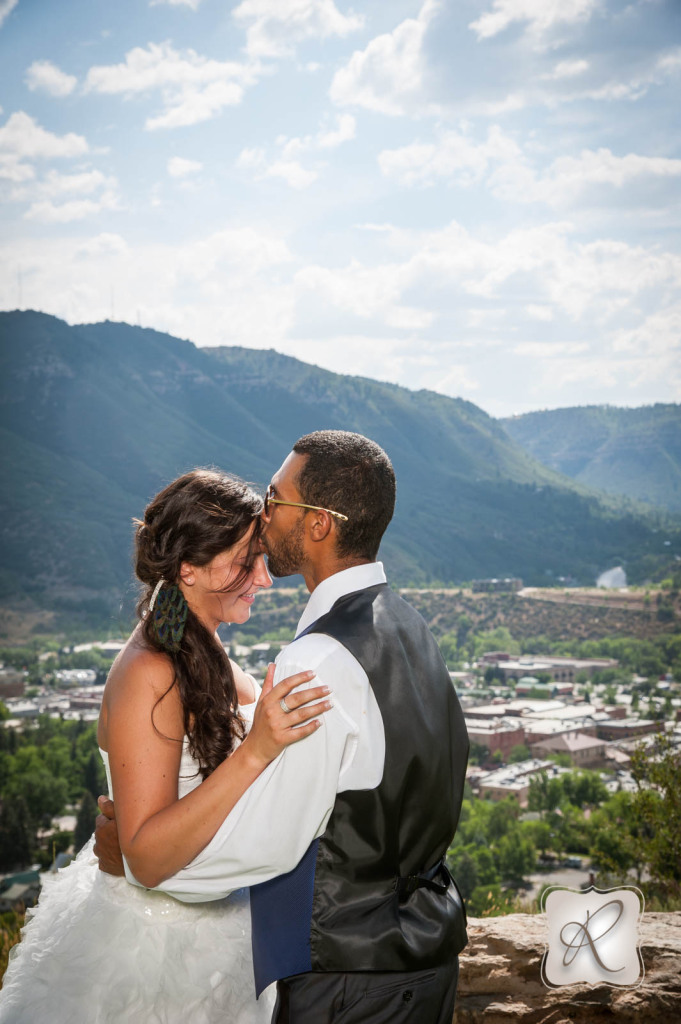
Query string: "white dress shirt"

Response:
xmin=153 ymin=562 xmax=387 ymax=902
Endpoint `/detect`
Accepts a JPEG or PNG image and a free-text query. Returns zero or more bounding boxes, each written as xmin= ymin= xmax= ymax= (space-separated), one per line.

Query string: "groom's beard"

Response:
xmin=263 ymin=517 xmax=305 ymax=578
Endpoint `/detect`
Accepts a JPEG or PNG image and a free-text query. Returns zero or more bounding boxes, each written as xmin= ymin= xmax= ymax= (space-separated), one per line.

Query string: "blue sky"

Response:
xmin=1 ymin=0 xmax=679 ymax=416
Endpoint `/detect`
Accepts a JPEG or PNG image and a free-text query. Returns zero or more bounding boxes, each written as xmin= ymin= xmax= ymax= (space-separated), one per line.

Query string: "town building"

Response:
xmin=463 ymin=716 xmax=526 ymax=757
xmin=531 ymin=731 xmax=608 ymax=766
xmin=478 ymin=652 xmax=619 ymax=682
xmin=595 ymin=718 xmax=664 ymax=741
xmin=476 ymin=759 xmax=557 ymax=806
xmin=471 ymin=578 xmax=523 ymax=593
xmin=0 ymin=668 xmax=25 ymax=699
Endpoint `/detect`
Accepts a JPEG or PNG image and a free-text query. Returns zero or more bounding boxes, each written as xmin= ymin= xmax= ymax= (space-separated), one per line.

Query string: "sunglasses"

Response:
xmin=263 ymin=484 xmax=349 ymax=522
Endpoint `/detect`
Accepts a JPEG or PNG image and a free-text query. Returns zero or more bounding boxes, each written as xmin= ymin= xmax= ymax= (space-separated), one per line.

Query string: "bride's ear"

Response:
xmin=179 ymin=562 xmax=196 ymax=586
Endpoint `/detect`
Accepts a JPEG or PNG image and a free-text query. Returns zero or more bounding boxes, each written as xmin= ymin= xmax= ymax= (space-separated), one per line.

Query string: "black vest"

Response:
xmin=250 ymin=583 xmax=469 ymax=992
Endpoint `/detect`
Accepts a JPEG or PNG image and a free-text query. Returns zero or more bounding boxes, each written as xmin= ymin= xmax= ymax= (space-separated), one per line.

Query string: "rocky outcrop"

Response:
xmin=455 ymin=912 xmax=681 ymax=1023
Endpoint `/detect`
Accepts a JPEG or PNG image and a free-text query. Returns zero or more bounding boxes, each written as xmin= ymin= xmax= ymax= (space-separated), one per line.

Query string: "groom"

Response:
xmin=97 ymin=430 xmax=469 ymax=1023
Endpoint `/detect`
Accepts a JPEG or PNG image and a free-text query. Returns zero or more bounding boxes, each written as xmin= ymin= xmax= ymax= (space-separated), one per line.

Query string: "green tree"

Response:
xmin=472 ymin=846 xmax=499 ymax=887
xmin=74 ymin=791 xmax=98 ymax=852
xmin=467 ymin=743 xmax=491 ymax=767
xmin=447 ymin=848 xmax=478 ymax=901
xmin=84 ymin=750 xmax=106 ymax=800
xmin=590 ymin=792 xmax=644 ymax=881
xmin=495 ymin=829 xmax=536 ymax=884
xmin=528 ymin=772 xmax=562 ymax=815
xmin=438 ymin=632 xmax=459 ymax=668
xmin=0 ymin=797 xmax=32 ymax=870
xmin=472 ymin=627 xmax=521 ymax=660
xmin=560 ymin=770 xmax=608 ymax=808
xmin=523 ymin=819 xmax=552 ymax=856
xmin=630 ymin=735 xmax=681 ymax=891
xmin=467 ymin=883 xmax=516 ymax=917
xmin=487 ymin=798 xmax=519 ymax=840
xmin=7 ymin=769 xmax=68 ymax=826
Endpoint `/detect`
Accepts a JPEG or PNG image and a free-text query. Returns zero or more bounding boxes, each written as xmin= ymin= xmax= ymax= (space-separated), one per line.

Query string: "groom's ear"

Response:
xmin=307 ymin=510 xmax=333 ymax=544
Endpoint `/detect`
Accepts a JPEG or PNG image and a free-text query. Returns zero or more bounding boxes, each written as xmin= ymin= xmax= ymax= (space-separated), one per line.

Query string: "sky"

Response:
xmin=0 ymin=0 xmax=680 ymax=418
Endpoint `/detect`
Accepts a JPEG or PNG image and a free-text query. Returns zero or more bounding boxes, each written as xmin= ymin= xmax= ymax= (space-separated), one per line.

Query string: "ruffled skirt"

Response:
xmin=0 ymin=839 xmax=276 ymax=1023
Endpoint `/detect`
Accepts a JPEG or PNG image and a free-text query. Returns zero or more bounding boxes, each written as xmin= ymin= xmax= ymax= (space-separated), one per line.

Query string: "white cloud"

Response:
xmin=0 ymin=124 xmax=119 ymax=220
xmin=237 ymin=114 xmax=355 ymax=189
xmin=277 ymin=114 xmax=356 ymax=158
xmin=24 ymin=192 xmax=119 ymax=223
xmin=295 ymin=259 xmax=433 ymax=329
xmin=25 ymin=60 xmax=78 ymax=97
xmin=499 ymin=147 xmax=681 ymax=206
xmin=10 ymin=168 xmax=116 ymax=203
xmin=237 ymin=147 xmax=266 ymax=169
xmin=525 ymin=304 xmax=554 ymax=321
xmin=0 ymin=112 xmax=89 ymax=183
xmin=542 ymin=59 xmax=589 ymax=80
xmin=316 ymin=113 xmax=356 ymax=149
xmin=656 ymin=47 xmax=681 ymax=75
xmin=435 ymin=364 xmax=480 ymax=393
xmin=466 ymin=46 xmax=681 ymax=122
xmin=612 ymin=306 xmax=681 ymax=359
xmin=150 ymin=0 xmax=201 ymax=9
xmin=0 ymin=111 xmax=88 ymax=160
xmin=0 ymin=161 xmax=34 ymax=183
xmin=76 ymin=233 xmax=129 ymax=257
xmin=0 ymin=0 xmax=18 ymax=29
xmin=561 ymin=45 xmax=681 ymax=105
xmin=290 ymin=218 xmax=681 ymax=338
xmin=513 ymin=340 xmax=588 ymax=356
xmin=379 ymin=125 xmax=522 ymax=187
xmin=264 ymin=159 xmax=318 ymax=189
xmin=84 ymin=42 xmax=261 ymax=130
xmin=167 ymin=156 xmax=203 ymax=177
xmin=470 ymin=92 xmax=529 ymax=117
xmin=541 ymin=148 xmax=681 ymax=195
xmin=237 ymin=147 xmax=318 ymax=189
xmin=469 ymin=0 xmax=599 ymax=43
xmin=176 ymin=226 xmax=292 ymax=278
xmin=0 ymin=226 xmax=294 ymax=346
xmin=2 ymin=217 xmax=679 ymax=411
xmin=380 ymin=122 xmax=681 ymax=210
xmin=330 ymin=0 xmax=441 ymax=117
xmin=233 ymin=0 xmax=364 ymax=59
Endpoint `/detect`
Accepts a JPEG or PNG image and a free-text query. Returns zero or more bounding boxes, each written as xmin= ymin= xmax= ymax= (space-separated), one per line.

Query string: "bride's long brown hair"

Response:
xmin=134 ymin=469 xmax=263 ymax=778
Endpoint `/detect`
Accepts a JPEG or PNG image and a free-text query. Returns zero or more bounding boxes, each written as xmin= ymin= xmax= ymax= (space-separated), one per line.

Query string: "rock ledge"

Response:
xmin=454 ymin=912 xmax=681 ymax=1024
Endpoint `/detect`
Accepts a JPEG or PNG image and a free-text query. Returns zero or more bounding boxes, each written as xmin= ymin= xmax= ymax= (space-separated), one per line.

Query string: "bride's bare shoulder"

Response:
xmin=99 ymin=628 xmax=181 ymax=748
xmin=105 ymin=627 xmax=175 ymax=701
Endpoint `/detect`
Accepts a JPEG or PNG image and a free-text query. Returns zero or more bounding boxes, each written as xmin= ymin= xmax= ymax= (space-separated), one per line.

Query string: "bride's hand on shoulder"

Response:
xmin=244 ymin=664 xmax=333 ymax=767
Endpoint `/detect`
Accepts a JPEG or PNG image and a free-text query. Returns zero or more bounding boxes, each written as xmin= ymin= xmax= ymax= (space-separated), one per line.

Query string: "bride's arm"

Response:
xmin=104 ymin=650 xmax=330 ymax=889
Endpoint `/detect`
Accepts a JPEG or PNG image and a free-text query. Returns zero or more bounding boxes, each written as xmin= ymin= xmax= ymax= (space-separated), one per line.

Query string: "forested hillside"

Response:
xmin=1 ymin=311 xmax=678 ymax=619
xmin=501 ymin=405 xmax=681 ymax=511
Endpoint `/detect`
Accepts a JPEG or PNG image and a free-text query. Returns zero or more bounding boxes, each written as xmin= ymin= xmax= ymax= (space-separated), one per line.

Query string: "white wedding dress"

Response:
xmin=0 ymin=699 xmax=276 ymax=1023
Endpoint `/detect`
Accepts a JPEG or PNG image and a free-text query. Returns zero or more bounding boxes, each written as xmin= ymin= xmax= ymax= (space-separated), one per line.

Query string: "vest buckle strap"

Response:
xmin=395 ymin=860 xmax=449 ymax=903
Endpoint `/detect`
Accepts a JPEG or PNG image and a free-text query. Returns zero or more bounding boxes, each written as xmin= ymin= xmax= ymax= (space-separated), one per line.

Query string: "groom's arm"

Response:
xmin=149 ymin=634 xmax=384 ymax=902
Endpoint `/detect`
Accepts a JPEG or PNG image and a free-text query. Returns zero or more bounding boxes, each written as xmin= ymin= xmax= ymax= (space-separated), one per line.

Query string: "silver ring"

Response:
xmin=279 ymin=697 xmax=293 ymax=714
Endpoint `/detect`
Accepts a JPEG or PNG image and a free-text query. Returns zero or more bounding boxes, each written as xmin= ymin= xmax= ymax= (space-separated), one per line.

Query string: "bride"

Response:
xmin=0 ymin=469 xmax=332 ymax=1023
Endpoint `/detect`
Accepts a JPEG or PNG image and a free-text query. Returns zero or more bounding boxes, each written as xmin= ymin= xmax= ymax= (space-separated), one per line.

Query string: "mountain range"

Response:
xmin=0 ymin=311 xmax=678 ymax=617
xmin=501 ymin=405 xmax=681 ymax=513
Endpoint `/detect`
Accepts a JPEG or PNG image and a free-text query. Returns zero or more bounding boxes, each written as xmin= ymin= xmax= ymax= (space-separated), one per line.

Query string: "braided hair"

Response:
xmin=134 ymin=469 xmax=263 ymax=778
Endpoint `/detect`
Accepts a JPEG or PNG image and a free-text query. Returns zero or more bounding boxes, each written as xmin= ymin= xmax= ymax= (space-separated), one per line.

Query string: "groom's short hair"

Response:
xmin=292 ymin=430 xmax=395 ymax=560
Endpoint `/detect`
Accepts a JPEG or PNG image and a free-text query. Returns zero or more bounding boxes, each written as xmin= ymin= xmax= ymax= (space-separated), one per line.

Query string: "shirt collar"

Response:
xmin=295 ymin=561 xmax=387 ymax=637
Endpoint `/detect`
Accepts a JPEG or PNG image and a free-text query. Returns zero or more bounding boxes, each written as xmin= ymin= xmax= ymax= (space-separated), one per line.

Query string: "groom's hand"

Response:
xmin=93 ymin=795 xmax=125 ymax=876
